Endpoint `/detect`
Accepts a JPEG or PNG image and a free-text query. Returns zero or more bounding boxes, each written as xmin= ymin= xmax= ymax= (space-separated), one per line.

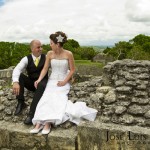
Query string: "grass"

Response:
xmin=75 ymin=60 xmax=104 ymax=68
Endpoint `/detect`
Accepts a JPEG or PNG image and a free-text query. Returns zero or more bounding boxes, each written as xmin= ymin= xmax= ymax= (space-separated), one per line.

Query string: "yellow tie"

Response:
xmin=35 ymin=58 xmax=39 ymax=67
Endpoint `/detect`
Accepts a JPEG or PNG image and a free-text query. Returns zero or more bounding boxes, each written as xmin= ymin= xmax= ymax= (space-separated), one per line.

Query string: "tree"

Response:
xmin=104 ymin=41 xmax=132 ymax=60
xmin=103 ymin=47 xmax=111 ymax=54
xmin=66 ymin=39 xmax=80 ymax=48
xmin=127 ymin=45 xmax=150 ymax=60
xmin=142 ymin=42 xmax=150 ymax=53
xmin=131 ymin=34 xmax=150 ymax=46
xmin=0 ymin=39 xmax=99 ymax=69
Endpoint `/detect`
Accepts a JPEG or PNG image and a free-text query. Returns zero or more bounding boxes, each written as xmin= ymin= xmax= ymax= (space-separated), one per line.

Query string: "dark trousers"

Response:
xmin=17 ymin=73 xmax=48 ymax=117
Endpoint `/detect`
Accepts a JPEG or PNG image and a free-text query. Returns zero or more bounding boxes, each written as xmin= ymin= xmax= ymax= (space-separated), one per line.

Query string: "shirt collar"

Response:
xmin=32 ymin=54 xmax=41 ymax=61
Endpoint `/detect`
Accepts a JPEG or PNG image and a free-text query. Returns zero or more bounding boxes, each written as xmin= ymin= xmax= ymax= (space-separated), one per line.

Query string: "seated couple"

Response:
xmin=12 ymin=31 xmax=98 ymax=134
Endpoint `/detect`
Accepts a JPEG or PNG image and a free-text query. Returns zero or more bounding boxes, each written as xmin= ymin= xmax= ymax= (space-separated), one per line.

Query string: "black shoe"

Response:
xmin=24 ymin=115 xmax=33 ymax=125
xmin=14 ymin=101 xmax=26 ymax=115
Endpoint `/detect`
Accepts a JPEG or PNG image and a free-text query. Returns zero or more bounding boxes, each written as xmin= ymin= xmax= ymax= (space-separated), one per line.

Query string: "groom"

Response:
xmin=12 ymin=40 xmax=48 ymax=125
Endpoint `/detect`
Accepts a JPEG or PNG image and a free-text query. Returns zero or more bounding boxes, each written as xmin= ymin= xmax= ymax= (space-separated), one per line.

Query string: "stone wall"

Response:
xmin=101 ymin=59 xmax=150 ymax=127
xmin=1 ymin=59 xmax=150 ymax=149
xmin=0 ymin=68 xmax=13 ymax=78
xmin=0 ymin=75 xmax=102 ymax=124
xmin=92 ymin=53 xmax=114 ymax=64
xmin=1 ymin=59 xmax=150 ymax=127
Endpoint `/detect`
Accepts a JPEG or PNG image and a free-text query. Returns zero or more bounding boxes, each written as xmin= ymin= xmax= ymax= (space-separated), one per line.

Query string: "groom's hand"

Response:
xmin=13 ymin=82 xmax=20 ymax=95
xmin=34 ymin=80 xmax=39 ymax=89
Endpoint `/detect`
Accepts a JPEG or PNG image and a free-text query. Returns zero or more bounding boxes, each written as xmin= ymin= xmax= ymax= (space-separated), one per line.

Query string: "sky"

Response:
xmin=0 ymin=0 xmax=150 ymax=46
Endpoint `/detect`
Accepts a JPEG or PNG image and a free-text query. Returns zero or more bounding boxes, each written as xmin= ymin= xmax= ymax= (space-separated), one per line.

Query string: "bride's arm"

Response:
xmin=57 ymin=51 xmax=75 ymax=86
xmin=35 ymin=51 xmax=51 ymax=88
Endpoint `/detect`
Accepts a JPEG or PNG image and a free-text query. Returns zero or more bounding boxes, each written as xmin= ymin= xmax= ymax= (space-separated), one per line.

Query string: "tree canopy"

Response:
xmin=103 ymin=34 xmax=150 ymax=60
xmin=0 ymin=39 xmax=97 ymax=69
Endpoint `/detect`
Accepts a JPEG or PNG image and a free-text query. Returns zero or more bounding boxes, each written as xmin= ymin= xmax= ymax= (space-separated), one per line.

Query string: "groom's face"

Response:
xmin=32 ymin=41 xmax=42 ymax=57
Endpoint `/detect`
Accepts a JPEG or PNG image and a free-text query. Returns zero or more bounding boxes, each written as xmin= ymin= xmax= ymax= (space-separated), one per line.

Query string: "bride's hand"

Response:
xmin=57 ymin=81 xmax=66 ymax=86
xmin=34 ymin=80 xmax=40 ymax=89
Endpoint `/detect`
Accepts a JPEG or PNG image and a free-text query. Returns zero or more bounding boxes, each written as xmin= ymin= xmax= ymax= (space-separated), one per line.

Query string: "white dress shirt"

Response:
xmin=12 ymin=54 xmax=41 ymax=83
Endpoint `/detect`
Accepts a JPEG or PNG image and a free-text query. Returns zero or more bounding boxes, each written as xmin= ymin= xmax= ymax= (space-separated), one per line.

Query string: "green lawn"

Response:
xmin=75 ymin=60 xmax=104 ymax=68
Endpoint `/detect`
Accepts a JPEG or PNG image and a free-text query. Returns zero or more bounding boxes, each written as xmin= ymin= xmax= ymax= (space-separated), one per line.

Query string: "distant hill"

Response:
xmin=92 ymin=46 xmax=106 ymax=52
xmin=81 ymin=45 xmax=113 ymax=52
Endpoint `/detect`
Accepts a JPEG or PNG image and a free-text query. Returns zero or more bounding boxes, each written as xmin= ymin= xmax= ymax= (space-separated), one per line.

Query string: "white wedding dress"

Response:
xmin=32 ymin=59 xmax=97 ymax=125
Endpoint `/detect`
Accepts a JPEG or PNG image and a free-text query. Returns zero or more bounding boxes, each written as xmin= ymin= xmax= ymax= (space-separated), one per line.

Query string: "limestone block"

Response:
xmin=0 ymin=90 xmax=4 ymax=96
xmin=129 ymin=67 xmax=149 ymax=74
xmin=0 ymin=121 xmax=77 ymax=150
xmin=137 ymin=73 xmax=149 ymax=80
xmin=136 ymin=80 xmax=149 ymax=85
xmin=134 ymin=90 xmax=148 ymax=97
xmin=136 ymin=84 xmax=147 ymax=90
xmin=78 ymin=121 xmax=150 ymax=150
xmin=104 ymin=90 xmax=116 ymax=104
xmin=0 ymin=80 xmax=6 ymax=86
xmin=116 ymin=86 xmax=132 ymax=93
xmin=125 ymin=81 xmax=137 ymax=86
xmin=90 ymin=93 xmax=104 ymax=102
xmin=116 ymin=101 xmax=131 ymax=106
xmin=128 ymin=105 xmax=147 ymax=115
xmin=0 ymin=123 xmax=10 ymax=148
xmin=115 ymin=79 xmax=126 ymax=87
xmin=119 ymin=114 xmax=134 ymax=124
xmin=144 ymin=110 xmax=150 ymax=119
xmin=132 ymin=97 xmax=149 ymax=104
xmin=115 ymin=106 xmax=127 ymax=115
xmin=96 ymin=86 xmax=112 ymax=94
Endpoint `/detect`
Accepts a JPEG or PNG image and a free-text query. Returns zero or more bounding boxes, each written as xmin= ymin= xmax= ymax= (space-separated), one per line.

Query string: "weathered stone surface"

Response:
xmin=129 ymin=67 xmax=149 ymax=73
xmin=103 ymin=106 xmax=115 ymax=116
xmin=125 ymin=81 xmax=137 ymax=86
xmin=117 ymin=94 xmax=128 ymax=100
xmin=134 ymin=90 xmax=148 ymax=97
xmin=104 ymin=90 xmax=116 ymax=104
xmin=115 ymin=79 xmax=126 ymax=87
xmin=0 ymin=105 xmax=5 ymax=111
xmin=0 ymin=59 xmax=150 ymax=149
xmin=116 ymin=86 xmax=132 ymax=93
xmin=136 ymin=84 xmax=147 ymax=90
xmin=137 ymin=73 xmax=149 ymax=79
xmin=116 ymin=101 xmax=131 ymax=106
xmin=125 ymin=73 xmax=137 ymax=81
xmin=144 ymin=110 xmax=150 ymax=119
xmin=134 ymin=117 xmax=145 ymax=126
xmin=0 ymin=69 xmax=13 ymax=78
xmin=78 ymin=120 xmax=150 ymax=150
xmin=128 ymin=105 xmax=147 ymax=115
xmin=136 ymin=80 xmax=149 ymax=85
xmin=2 ymin=59 xmax=150 ymax=128
xmin=96 ymin=86 xmax=112 ymax=94
xmin=144 ymin=119 xmax=150 ymax=127
xmin=0 ymin=90 xmax=4 ymax=96
xmin=132 ymin=97 xmax=150 ymax=104
xmin=0 ymin=121 xmax=77 ymax=150
xmin=115 ymin=106 xmax=127 ymax=114
xmin=90 ymin=93 xmax=104 ymax=102
xmin=0 ymin=79 xmax=6 ymax=85
xmin=119 ymin=114 xmax=135 ymax=124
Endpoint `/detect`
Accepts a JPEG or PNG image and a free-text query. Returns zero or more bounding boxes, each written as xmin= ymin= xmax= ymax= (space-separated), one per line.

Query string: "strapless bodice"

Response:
xmin=49 ymin=59 xmax=69 ymax=80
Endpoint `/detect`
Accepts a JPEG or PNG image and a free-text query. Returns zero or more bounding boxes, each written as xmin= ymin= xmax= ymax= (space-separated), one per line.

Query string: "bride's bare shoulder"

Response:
xmin=47 ymin=50 xmax=54 ymax=58
xmin=47 ymin=50 xmax=53 ymax=54
xmin=64 ymin=50 xmax=73 ymax=55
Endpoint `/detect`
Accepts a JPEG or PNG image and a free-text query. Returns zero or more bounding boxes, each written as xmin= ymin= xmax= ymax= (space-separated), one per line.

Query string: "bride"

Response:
xmin=30 ymin=31 xmax=98 ymax=134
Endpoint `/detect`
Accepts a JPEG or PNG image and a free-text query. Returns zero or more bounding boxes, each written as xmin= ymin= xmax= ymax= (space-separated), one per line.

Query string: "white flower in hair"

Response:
xmin=56 ymin=34 xmax=64 ymax=42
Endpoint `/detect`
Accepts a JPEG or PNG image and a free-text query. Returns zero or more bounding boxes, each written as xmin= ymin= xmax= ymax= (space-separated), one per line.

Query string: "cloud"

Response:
xmin=125 ymin=0 xmax=150 ymax=22
xmin=0 ymin=0 xmax=149 ymax=46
